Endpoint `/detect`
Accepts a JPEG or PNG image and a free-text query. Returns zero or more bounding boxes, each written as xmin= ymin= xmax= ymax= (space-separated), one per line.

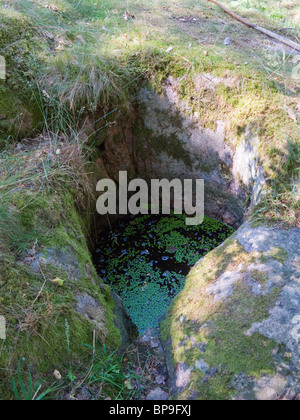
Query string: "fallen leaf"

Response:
xmin=53 ymin=370 xmax=62 ymax=380
xmin=123 ymin=12 xmax=135 ymax=21
xmin=51 ymin=278 xmax=65 ymax=287
xmin=45 ymin=4 xmax=60 ymax=12
xmin=56 ymin=39 xmax=68 ymax=51
xmin=124 ymin=379 xmax=133 ymax=390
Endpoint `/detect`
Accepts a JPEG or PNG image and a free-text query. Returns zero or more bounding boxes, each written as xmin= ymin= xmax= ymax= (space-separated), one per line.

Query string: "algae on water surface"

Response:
xmin=94 ymin=215 xmax=234 ymax=333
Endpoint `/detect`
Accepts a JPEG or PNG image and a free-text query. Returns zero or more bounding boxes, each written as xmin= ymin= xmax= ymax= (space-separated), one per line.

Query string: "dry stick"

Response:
xmin=32 ymin=384 xmax=43 ymax=401
xmin=207 ymin=0 xmax=300 ymax=53
xmin=32 ymin=262 xmax=48 ymax=307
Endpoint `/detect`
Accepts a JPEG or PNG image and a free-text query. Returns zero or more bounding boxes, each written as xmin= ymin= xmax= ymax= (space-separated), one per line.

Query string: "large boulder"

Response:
xmin=162 ymin=221 xmax=300 ymax=400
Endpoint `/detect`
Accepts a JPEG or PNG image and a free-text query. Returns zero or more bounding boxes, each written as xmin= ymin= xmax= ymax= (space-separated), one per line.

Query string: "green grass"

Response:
xmin=1 ymin=0 xmax=298 ymax=133
xmin=228 ymin=0 xmax=300 ymax=29
xmin=11 ymin=343 xmax=140 ymax=400
xmin=81 ymin=344 xmax=141 ymax=400
xmin=12 ymin=358 xmax=62 ymax=400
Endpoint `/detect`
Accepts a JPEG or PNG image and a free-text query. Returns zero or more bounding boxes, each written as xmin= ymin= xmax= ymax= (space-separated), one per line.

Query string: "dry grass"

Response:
xmin=0 ymin=132 xmax=97 ymax=255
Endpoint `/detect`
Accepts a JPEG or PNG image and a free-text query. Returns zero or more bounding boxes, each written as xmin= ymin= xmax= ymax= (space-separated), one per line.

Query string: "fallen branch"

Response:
xmin=207 ymin=0 xmax=300 ymax=52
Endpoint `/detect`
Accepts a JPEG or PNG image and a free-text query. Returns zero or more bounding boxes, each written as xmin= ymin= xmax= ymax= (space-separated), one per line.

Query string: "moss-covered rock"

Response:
xmin=161 ymin=222 xmax=300 ymax=400
xmin=0 ymin=178 xmax=135 ymax=399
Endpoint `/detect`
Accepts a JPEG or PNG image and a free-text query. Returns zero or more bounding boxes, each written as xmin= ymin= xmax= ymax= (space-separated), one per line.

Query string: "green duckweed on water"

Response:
xmin=94 ymin=215 xmax=234 ymax=333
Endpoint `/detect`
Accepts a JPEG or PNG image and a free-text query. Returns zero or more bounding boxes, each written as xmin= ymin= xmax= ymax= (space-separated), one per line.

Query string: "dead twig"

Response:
xmin=207 ymin=0 xmax=300 ymax=52
xmin=32 ymin=261 xmax=48 ymax=307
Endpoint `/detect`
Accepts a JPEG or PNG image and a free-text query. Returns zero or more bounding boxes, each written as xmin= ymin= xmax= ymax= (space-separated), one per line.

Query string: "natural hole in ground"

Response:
xmin=94 ymin=214 xmax=234 ymax=333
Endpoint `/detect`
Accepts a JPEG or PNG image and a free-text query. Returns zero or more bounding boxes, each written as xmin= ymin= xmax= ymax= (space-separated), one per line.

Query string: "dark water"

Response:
xmin=94 ymin=215 xmax=234 ymax=333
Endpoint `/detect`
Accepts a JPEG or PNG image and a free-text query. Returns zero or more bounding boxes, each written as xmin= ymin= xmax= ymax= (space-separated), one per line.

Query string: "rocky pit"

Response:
xmin=88 ymin=78 xmax=299 ymax=400
xmin=93 ymin=76 xmax=253 ymax=339
xmin=97 ymin=76 xmax=263 ymax=230
xmin=1 ymin=75 xmax=298 ymax=401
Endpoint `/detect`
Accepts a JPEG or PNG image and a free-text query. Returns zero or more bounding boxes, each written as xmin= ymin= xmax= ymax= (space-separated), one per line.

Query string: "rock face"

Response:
xmin=110 ymin=291 xmax=139 ymax=348
xmin=146 ymin=387 xmax=169 ymax=401
xmin=97 ymin=76 xmax=264 ymax=229
xmin=25 ymin=245 xmax=138 ymax=348
xmin=134 ymin=83 xmax=245 ymax=228
xmin=162 ymin=222 xmax=300 ymax=400
xmin=76 ymin=292 xmax=108 ymax=342
xmin=76 ymin=291 xmax=138 ymax=347
xmin=27 ymin=246 xmax=85 ymax=282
